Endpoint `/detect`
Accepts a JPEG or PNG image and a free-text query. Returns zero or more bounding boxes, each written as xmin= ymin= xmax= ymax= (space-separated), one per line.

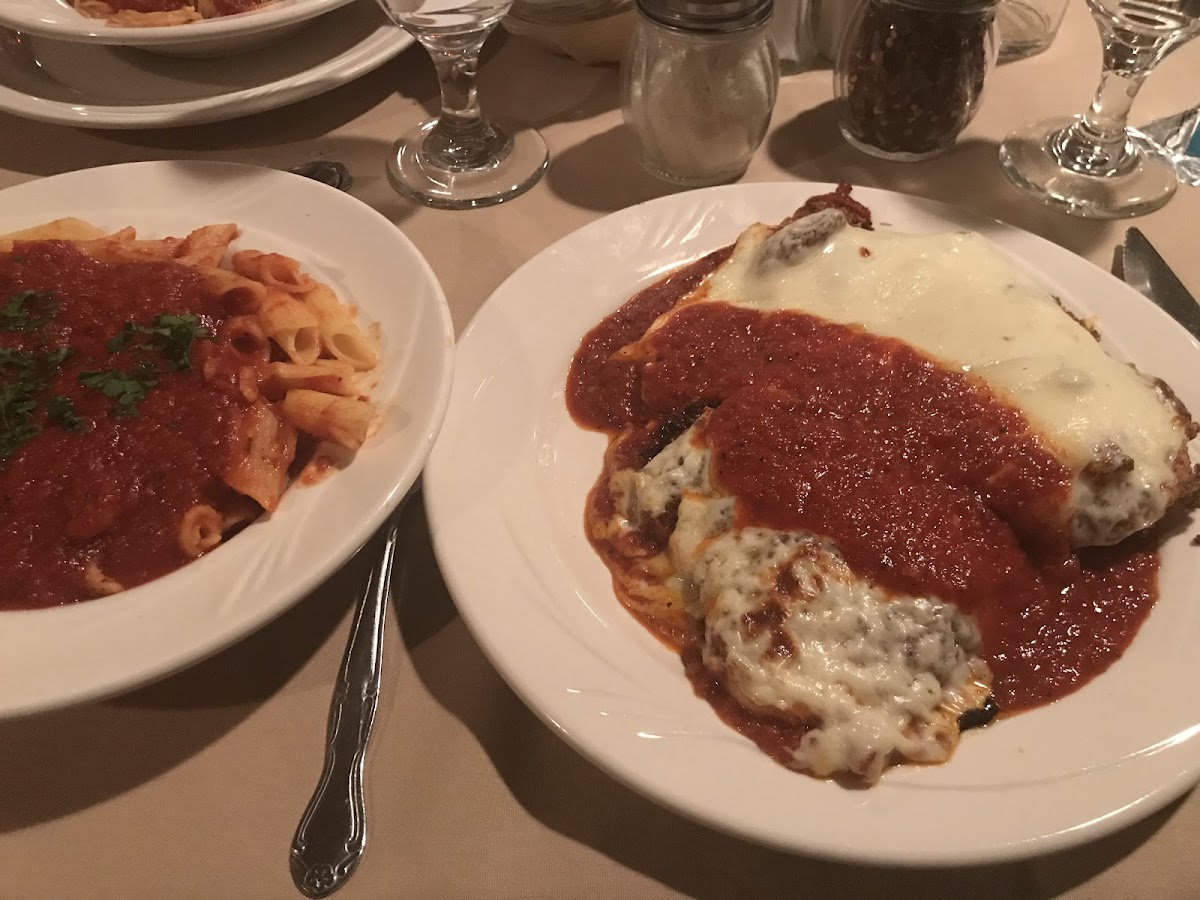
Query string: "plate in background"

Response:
xmin=0 ymin=2 xmax=410 ymax=128
xmin=0 ymin=0 xmax=355 ymax=56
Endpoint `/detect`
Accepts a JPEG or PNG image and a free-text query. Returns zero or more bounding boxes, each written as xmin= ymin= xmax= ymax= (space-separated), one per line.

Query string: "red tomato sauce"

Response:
xmin=104 ymin=0 xmax=266 ymax=14
xmin=566 ymin=203 xmax=1160 ymax=716
xmin=204 ymin=0 xmax=267 ymax=14
xmin=0 ymin=242 xmax=248 ymax=609
xmin=104 ymin=0 xmax=191 ymax=12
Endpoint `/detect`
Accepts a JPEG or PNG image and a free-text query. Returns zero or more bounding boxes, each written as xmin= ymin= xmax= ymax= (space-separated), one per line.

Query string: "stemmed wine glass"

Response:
xmin=373 ymin=0 xmax=549 ymax=209
xmin=998 ymin=0 xmax=1200 ymax=218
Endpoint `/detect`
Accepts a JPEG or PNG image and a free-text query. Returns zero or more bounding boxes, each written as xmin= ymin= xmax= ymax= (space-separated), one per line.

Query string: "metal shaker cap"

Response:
xmin=635 ymin=0 xmax=773 ymax=33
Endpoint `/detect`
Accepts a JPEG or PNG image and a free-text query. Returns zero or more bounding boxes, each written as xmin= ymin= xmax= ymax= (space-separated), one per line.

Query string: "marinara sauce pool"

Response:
xmin=0 ymin=241 xmax=246 ymax=608
xmin=565 ymin=194 xmax=1161 ymax=718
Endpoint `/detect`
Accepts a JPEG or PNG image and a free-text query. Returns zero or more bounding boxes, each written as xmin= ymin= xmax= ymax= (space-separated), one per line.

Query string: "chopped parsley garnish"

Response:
xmin=44 ymin=345 xmax=73 ymax=371
xmin=46 ymin=395 xmax=84 ymax=433
xmin=76 ymin=312 xmax=212 ymax=418
xmin=0 ymin=345 xmax=81 ymax=458
xmin=79 ymin=363 xmax=158 ymax=419
xmin=0 ymin=380 xmax=40 ymax=460
xmin=107 ymin=313 xmax=212 ymax=371
xmin=0 ymin=290 xmax=58 ymax=332
xmin=0 ymin=303 xmax=210 ymax=458
xmin=0 ymin=348 xmax=37 ymax=376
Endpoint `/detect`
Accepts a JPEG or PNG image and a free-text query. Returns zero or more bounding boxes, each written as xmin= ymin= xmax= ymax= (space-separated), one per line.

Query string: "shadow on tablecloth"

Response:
xmin=0 ymin=557 xmax=362 ymax=833
xmin=767 ymin=100 xmax=1113 ymax=260
xmin=393 ymin=493 xmax=1189 ymax=900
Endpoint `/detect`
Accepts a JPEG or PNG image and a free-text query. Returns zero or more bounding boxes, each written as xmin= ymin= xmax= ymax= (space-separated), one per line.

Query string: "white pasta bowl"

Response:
xmin=0 ymin=0 xmax=358 ymax=57
xmin=0 ymin=160 xmax=454 ymax=719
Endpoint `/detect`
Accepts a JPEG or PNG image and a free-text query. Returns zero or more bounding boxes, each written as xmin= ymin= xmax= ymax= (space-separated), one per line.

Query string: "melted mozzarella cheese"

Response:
xmin=694 ymin=528 xmax=985 ymax=782
xmin=656 ymin=209 xmax=1187 ymax=545
xmin=619 ymin=425 xmax=989 ymax=783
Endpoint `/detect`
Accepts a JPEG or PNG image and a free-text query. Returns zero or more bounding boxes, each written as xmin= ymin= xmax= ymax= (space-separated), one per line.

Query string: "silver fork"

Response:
xmin=285 ymin=157 xmax=396 ymax=898
xmin=289 ymin=490 xmax=412 ymax=897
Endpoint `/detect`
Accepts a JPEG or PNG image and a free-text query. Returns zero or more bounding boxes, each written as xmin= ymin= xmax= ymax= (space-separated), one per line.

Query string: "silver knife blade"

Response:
xmin=1122 ymin=228 xmax=1200 ymax=342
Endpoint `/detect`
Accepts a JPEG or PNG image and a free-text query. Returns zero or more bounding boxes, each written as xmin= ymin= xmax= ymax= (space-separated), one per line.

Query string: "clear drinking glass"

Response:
xmin=374 ymin=0 xmax=549 ymax=209
xmin=996 ymin=0 xmax=1069 ymax=60
xmin=998 ymin=0 xmax=1200 ymax=219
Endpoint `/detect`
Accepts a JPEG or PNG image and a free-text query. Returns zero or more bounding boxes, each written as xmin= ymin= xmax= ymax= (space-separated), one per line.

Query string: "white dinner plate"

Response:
xmin=0 ymin=160 xmax=453 ymax=718
xmin=424 ymin=182 xmax=1200 ymax=865
xmin=0 ymin=3 xmax=411 ymax=129
xmin=0 ymin=0 xmax=355 ymax=56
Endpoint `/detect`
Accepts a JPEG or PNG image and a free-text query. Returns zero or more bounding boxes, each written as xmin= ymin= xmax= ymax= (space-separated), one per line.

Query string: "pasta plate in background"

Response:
xmin=0 ymin=0 xmax=364 ymax=58
xmin=72 ymin=0 xmax=280 ymax=28
xmin=0 ymin=216 xmax=380 ymax=607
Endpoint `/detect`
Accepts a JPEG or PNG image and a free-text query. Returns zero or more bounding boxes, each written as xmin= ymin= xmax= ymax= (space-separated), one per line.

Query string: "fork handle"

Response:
xmin=289 ymin=507 xmax=404 ymax=898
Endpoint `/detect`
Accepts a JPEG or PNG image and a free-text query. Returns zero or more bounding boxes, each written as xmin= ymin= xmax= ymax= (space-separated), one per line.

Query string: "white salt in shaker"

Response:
xmin=621 ymin=0 xmax=780 ymax=187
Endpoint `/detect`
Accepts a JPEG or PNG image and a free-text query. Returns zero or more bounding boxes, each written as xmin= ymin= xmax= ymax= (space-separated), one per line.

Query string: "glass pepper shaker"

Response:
xmin=834 ymin=0 xmax=998 ymax=161
xmin=622 ymin=0 xmax=780 ymax=186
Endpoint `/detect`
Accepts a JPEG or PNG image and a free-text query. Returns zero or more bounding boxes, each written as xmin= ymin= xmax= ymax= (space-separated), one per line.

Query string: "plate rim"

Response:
xmin=0 ymin=10 xmax=412 ymax=129
xmin=0 ymin=159 xmax=455 ymax=719
xmin=425 ymin=179 xmax=1200 ymax=866
xmin=0 ymin=0 xmax=354 ymax=45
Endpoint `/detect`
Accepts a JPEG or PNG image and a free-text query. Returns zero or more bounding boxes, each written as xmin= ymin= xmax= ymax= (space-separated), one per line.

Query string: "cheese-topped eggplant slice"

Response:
xmin=571 ymin=188 xmax=1194 ymax=785
xmin=629 ymin=208 xmax=1197 ymax=547
xmin=611 ymin=423 xmax=993 ymax=784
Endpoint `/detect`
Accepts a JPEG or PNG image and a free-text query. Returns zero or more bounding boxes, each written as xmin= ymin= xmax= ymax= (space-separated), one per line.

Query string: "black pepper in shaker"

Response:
xmin=833 ymin=0 xmax=998 ymax=161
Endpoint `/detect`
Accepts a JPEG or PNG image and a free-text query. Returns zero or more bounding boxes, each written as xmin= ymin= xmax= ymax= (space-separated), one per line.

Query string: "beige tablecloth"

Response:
xmin=2 ymin=4 xmax=1200 ymax=897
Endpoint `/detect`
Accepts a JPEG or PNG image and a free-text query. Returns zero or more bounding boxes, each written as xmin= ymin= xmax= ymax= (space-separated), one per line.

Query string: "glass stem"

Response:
xmin=417 ymin=29 xmax=512 ymax=172
xmin=1052 ymin=39 xmax=1157 ymax=177
xmin=1083 ymin=67 xmax=1145 ymax=143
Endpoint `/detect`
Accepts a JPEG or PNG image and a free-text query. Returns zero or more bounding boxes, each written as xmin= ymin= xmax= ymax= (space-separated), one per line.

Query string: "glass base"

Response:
xmin=1131 ymin=127 xmax=1200 ymax=188
xmin=840 ymin=124 xmax=951 ymax=163
xmin=999 ymin=116 xmax=1179 ymax=219
xmin=640 ymin=159 xmax=748 ymax=188
xmin=387 ymin=118 xmax=548 ymax=210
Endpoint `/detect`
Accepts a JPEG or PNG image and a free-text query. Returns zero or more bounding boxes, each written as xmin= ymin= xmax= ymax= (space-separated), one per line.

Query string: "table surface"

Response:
xmin=2 ymin=3 xmax=1200 ymax=898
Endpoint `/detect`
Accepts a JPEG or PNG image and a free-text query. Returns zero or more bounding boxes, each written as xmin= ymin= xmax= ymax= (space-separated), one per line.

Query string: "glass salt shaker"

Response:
xmin=834 ymin=0 xmax=998 ymax=161
xmin=622 ymin=0 xmax=780 ymax=186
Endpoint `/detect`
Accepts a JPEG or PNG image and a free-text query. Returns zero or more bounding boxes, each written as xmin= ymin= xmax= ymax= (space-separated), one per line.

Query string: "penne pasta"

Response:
xmin=280 ymin=390 xmax=375 ymax=451
xmin=73 ymin=236 xmax=183 ymax=264
xmin=177 ymin=224 xmax=239 ymax=268
xmin=83 ymin=560 xmax=123 ymax=597
xmin=302 ymin=283 xmax=379 ymax=371
xmin=71 ymin=0 xmax=277 ymax=27
xmin=197 ymin=266 xmax=269 ymax=314
xmin=178 ymin=505 xmax=223 ymax=558
xmin=217 ymin=315 xmax=271 ymax=363
xmin=232 ymin=250 xmax=316 ymax=295
xmin=220 ymin=496 xmax=262 ymax=532
xmin=263 ymin=360 xmax=358 ymax=399
xmin=259 ymin=289 xmax=321 ymax=365
xmin=222 ymin=402 xmax=297 ymax=512
xmin=111 ymin=9 xmax=203 ymax=25
xmin=0 ymin=217 xmax=108 ymax=251
xmin=237 ymin=366 xmax=260 ymax=403
xmin=0 ymin=216 xmax=381 ymax=605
